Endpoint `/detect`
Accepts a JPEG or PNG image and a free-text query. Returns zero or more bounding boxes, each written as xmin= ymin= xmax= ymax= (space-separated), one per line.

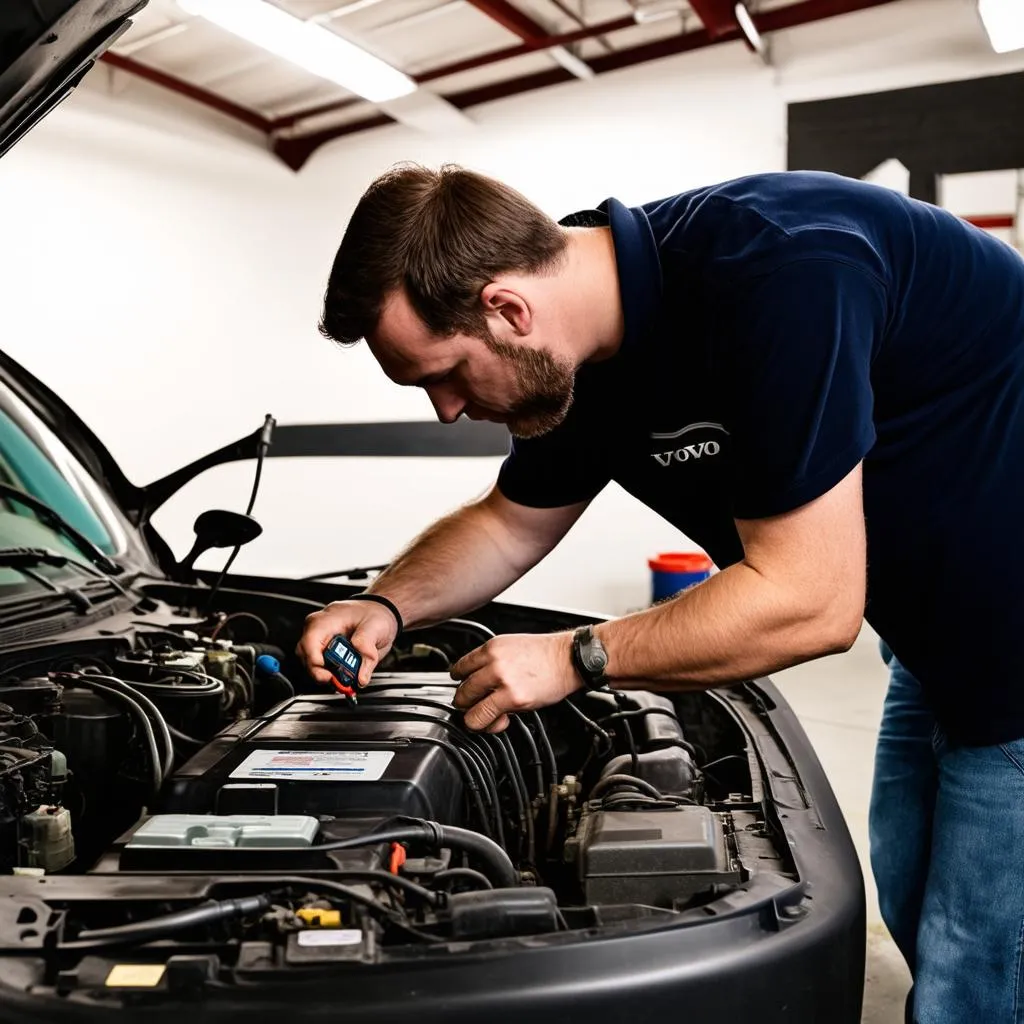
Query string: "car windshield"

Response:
xmin=0 ymin=379 xmax=126 ymax=588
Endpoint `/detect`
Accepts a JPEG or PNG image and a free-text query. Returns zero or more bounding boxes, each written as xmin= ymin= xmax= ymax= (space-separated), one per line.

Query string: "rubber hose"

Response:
xmin=68 ymin=895 xmax=270 ymax=948
xmin=313 ymin=821 xmax=518 ymax=888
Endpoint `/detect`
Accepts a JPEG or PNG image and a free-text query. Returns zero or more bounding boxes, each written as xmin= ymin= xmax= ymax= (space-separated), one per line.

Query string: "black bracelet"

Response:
xmin=347 ymin=593 xmax=404 ymax=635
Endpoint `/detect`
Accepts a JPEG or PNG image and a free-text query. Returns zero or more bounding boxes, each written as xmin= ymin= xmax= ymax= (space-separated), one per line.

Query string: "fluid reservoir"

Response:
xmin=22 ymin=805 xmax=74 ymax=872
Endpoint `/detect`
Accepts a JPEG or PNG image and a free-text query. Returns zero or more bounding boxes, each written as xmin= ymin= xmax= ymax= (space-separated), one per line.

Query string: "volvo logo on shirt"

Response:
xmin=650 ymin=422 xmax=729 ymax=467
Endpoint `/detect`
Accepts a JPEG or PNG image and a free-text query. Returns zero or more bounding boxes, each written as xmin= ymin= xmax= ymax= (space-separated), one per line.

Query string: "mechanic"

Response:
xmin=297 ymin=163 xmax=1024 ymax=1024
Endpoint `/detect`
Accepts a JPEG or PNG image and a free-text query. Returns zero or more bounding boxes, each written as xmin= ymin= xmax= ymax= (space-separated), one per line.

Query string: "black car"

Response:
xmin=0 ymin=3 xmax=865 ymax=1020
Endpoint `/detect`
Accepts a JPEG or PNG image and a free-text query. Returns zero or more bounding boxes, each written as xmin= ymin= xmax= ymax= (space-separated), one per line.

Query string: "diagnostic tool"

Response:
xmin=323 ymin=634 xmax=361 ymax=703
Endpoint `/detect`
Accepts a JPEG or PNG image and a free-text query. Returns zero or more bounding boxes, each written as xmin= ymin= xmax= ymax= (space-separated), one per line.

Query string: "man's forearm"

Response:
xmin=365 ymin=496 xmax=537 ymax=629
xmin=595 ymin=560 xmax=862 ymax=690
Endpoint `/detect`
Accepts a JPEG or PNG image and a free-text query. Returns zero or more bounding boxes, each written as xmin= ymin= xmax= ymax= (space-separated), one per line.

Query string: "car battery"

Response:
xmin=160 ymin=674 xmax=464 ymax=825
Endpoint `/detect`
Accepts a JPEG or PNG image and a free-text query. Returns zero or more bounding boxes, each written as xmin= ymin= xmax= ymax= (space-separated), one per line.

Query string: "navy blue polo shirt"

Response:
xmin=497 ymin=170 xmax=1024 ymax=747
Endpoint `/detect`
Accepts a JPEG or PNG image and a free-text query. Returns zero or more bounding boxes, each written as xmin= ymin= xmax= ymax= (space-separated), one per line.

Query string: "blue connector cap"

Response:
xmin=255 ymin=654 xmax=281 ymax=676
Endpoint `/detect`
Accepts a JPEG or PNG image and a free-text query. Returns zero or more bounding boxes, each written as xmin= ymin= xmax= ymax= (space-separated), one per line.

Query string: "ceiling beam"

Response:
xmin=278 ymin=0 xmax=900 ymax=167
xmin=271 ymin=12 xmax=636 ymax=131
xmin=688 ymin=0 xmax=740 ymax=38
xmin=99 ymin=51 xmax=272 ymax=132
xmin=274 ymin=113 xmax=394 ymax=171
xmin=464 ymin=0 xmax=548 ymax=40
xmin=466 ymin=0 xmax=594 ymax=79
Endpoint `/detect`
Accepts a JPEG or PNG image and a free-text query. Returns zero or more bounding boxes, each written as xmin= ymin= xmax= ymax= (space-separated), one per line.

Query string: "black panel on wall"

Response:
xmin=788 ymin=70 xmax=1024 ymax=203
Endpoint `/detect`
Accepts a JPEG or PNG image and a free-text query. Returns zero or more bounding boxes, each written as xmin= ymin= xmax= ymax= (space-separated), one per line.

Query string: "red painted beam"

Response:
xmin=964 ymin=214 xmax=1015 ymax=230
xmin=688 ymin=0 xmax=740 ymax=38
xmin=465 ymin=0 xmax=547 ymax=41
xmin=100 ymin=51 xmax=272 ymax=132
xmin=279 ymin=0 xmax=901 ymax=168
xmin=271 ymin=13 xmax=636 ymax=131
xmin=272 ymin=11 xmax=634 ymax=130
xmin=417 ymin=14 xmax=635 ymax=81
xmin=273 ymin=113 xmax=395 ymax=171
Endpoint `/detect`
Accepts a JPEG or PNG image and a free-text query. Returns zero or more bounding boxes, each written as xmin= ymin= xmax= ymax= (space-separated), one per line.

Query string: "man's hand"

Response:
xmin=451 ymin=632 xmax=583 ymax=732
xmin=296 ymin=600 xmax=399 ymax=688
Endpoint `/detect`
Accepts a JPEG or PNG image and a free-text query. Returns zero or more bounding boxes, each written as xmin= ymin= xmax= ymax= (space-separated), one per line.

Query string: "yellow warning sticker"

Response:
xmin=105 ymin=964 xmax=166 ymax=988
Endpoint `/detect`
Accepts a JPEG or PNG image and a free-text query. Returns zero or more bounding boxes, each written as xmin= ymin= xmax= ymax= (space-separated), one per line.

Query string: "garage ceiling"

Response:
xmin=102 ymin=0 xmax=902 ymax=168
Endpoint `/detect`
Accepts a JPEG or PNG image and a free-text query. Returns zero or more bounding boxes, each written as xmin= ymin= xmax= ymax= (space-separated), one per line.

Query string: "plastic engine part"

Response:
xmin=600 ymin=747 xmax=697 ymax=798
xmin=125 ymin=814 xmax=320 ymax=849
xmin=22 ymin=805 xmax=75 ymax=871
xmin=448 ymin=887 xmax=560 ymax=940
xmin=161 ymin=674 xmax=465 ymax=824
xmin=578 ymin=806 xmax=742 ymax=908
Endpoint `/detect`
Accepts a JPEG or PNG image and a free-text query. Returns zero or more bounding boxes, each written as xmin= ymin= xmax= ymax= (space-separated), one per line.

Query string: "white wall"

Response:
xmin=2 ymin=0 xmax=1023 ymax=616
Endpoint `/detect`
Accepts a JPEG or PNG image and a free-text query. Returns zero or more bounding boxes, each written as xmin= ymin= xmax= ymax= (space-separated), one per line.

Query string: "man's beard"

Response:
xmin=480 ymin=331 xmax=575 ymax=439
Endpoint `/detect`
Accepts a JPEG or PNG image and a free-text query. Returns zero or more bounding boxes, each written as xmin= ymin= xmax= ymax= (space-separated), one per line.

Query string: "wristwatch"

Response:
xmin=570 ymin=625 xmax=610 ymax=691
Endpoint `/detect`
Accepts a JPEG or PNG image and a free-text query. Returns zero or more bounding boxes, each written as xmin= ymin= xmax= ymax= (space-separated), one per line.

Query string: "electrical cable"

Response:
xmin=489 ymin=733 xmax=527 ymax=859
xmin=312 ymin=869 xmax=439 ymax=905
xmin=600 ymin=706 xmax=698 ymax=760
xmin=459 ymin=740 xmax=505 ymax=848
xmin=348 ymin=695 xmax=504 ymax=783
xmin=234 ymin=661 xmax=255 ymax=707
xmin=621 ymin=716 xmax=640 ymax=777
xmin=404 ymin=736 xmax=492 ymax=837
xmin=598 ymin=793 xmax=694 ymax=811
xmin=493 ymin=733 xmax=528 ymax=868
xmin=608 ymin=691 xmax=640 ymax=776
xmin=589 ymin=773 xmax=665 ymax=803
xmin=127 ymin=677 xmax=223 ymax=699
xmin=444 ymin=617 xmax=497 ymax=643
xmin=68 ymin=678 xmax=162 ymax=797
xmin=562 ymin=698 xmax=613 ymax=754
xmin=510 ymin=716 xmax=545 ymax=799
xmin=699 ymin=754 xmax=750 ymax=772
xmin=80 ymin=674 xmax=174 ymax=782
xmin=166 ymin=723 xmax=204 ymax=749
xmin=209 ymin=611 xmax=269 ymax=642
xmin=429 ymin=868 xmax=493 ymax=892
xmin=529 ymin=710 xmax=559 ymax=789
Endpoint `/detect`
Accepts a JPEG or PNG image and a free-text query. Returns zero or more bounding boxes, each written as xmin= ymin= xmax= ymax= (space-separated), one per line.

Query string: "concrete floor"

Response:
xmin=771 ymin=625 xmax=912 ymax=1023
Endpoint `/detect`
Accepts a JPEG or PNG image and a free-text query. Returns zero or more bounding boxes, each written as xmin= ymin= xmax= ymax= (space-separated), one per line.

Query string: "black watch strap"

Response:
xmin=571 ymin=625 xmax=609 ymax=690
xmin=347 ymin=593 xmax=404 ymax=635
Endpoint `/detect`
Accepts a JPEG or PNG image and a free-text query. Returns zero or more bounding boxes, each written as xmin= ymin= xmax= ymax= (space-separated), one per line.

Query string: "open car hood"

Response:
xmin=0 ymin=0 xmax=148 ymax=160
xmin=0 ymin=346 xmax=511 ymax=577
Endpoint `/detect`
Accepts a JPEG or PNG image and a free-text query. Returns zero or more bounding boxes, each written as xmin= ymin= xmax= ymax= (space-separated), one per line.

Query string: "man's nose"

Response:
xmin=427 ymin=386 xmax=465 ymax=424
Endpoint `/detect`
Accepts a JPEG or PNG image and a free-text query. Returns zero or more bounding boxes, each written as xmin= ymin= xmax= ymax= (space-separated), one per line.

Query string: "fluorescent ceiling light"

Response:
xmin=631 ymin=0 xmax=685 ymax=25
xmin=177 ymin=0 xmax=416 ymax=102
xmin=734 ymin=2 xmax=765 ymax=57
xmin=549 ymin=46 xmax=594 ymax=80
xmin=978 ymin=0 xmax=1024 ymax=53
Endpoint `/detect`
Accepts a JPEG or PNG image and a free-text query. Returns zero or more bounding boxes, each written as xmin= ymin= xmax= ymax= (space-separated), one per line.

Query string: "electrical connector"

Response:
xmin=296 ymin=907 xmax=341 ymax=927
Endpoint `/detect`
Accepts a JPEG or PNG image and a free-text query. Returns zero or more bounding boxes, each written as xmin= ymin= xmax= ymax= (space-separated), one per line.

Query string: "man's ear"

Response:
xmin=480 ymin=282 xmax=532 ymax=336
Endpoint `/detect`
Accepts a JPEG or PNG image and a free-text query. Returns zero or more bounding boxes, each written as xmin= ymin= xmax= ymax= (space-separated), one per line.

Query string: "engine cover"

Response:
xmin=160 ymin=674 xmax=465 ymax=825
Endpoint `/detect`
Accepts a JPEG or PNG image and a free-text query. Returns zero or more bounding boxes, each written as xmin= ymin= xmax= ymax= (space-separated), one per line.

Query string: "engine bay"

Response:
xmin=0 ymin=584 xmax=791 ymax=994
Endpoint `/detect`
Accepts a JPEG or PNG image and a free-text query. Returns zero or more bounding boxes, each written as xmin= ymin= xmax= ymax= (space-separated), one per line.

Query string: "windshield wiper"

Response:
xmin=0 ymin=483 xmax=120 ymax=575
xmin=0 ymin=547 xmax=93 ymax=612
xmin=0 ymin=544 xmax=134 ymax=606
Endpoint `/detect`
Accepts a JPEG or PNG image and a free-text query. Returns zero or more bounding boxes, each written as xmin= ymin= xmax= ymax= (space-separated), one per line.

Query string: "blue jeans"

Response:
xmin=870 ymin=644 xmax=1024 ymax=1023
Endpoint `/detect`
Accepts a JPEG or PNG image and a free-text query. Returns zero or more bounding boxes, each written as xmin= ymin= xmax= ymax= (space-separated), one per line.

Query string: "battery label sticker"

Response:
xmin=297 ymin=929 xmax=363 ymax=948
xmin=230 ymin=749 xmax=394 ymax=782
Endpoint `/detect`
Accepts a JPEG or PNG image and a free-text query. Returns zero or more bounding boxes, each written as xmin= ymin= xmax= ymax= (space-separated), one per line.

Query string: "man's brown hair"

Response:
xmin=319 ymin=163 xmax=568 ymax=345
